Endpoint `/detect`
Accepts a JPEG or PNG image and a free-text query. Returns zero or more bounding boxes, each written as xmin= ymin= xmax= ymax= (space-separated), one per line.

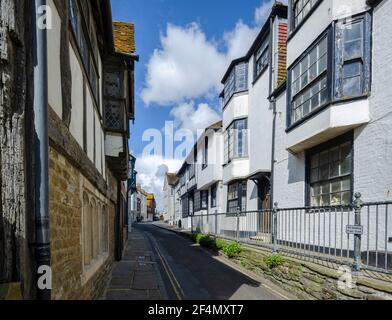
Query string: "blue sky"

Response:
xmin=111 ymin=0 xmax=278 ymax=208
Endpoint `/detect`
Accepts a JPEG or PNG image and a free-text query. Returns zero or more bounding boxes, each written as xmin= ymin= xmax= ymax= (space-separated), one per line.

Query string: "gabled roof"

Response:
xmin=113 ymin=21 xmax=136 ymax=54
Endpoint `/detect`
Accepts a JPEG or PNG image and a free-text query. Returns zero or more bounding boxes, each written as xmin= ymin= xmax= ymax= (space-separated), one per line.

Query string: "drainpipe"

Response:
xmin=32 ymin=0 xmax=51 ymax=300
xmin=268 ymin=15 xmax=276 ymax=210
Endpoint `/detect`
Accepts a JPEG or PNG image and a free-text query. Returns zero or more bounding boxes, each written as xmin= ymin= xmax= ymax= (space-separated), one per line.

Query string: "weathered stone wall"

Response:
xmin=234 ymin=246 xmax=392 ymax=300
xmin=49 ymin=146 xmax=115 ymax=300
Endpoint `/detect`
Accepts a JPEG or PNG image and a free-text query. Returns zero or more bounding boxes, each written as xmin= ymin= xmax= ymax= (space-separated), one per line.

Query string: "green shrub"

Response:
xmin=223 ymin=242 xmax=242 ymax=258
xmin=190 ymin=233 xmax=202 ymax=243
xmin=264 ymin=254 xmax=284 ymax=269
xmin=215 ymin=239 xmax=228 ymax=251
xmin=198 ymin=235 xmax=215 ymax=248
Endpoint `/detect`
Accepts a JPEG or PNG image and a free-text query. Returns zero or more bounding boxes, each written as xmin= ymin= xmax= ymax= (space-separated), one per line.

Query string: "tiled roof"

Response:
xmin=113 ymin=21 xmax=136 ymax=54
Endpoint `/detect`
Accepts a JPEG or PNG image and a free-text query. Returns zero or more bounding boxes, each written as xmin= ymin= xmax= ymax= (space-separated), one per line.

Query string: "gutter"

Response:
xmin=32 ymin=0 xmax=51 ymax=300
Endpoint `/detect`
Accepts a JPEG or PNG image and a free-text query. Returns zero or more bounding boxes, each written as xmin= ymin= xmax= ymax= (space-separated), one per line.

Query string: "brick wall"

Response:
xmin=49 ymin=147 xmax=115 ymax=300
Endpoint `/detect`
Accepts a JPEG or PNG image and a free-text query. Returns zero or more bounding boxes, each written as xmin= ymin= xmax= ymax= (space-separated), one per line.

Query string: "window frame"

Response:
xmin=287 ymin=28 xmax=333 ymax=128
xmin=224 ymin=118 xmax=249 ymax=164
xmin=305 ymin=131 xmax=354 ymax=207
xmin=227 ymin=181 xmax=247 ymax=214
xmin=253 ymin=35 xmax=269 ymax=83
xmin=202 ymin=136 xmax=209 ymax=170
xmin=289 ymin=0 xmax=323 ymax=38
xmin=287 ymin=13 xmax=372 ymax=130
xmin=211 ymin=184 xmax=218 ymax=208
xmin=69 ymin=0 xmax=101 ymax=109
xmin=222 ymin=62 xmax=249 ymax=108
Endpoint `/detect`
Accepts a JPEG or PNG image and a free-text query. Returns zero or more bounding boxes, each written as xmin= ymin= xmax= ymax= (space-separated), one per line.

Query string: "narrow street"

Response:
xmin=105 ymin=223 xmax=292 ymax=300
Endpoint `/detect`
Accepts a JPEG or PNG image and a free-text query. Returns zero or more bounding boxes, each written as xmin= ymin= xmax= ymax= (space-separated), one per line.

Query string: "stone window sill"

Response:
xmin=81 ymin=252 xmax=109 ymax=286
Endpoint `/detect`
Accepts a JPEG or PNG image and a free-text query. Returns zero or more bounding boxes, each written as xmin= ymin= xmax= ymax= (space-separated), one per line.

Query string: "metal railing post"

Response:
xmin=236 ymin=207 xmax=240 ymax=240
xmin=353 ymin=193 xmax=363 ymax=272
xmin=273 ymin=202 xmax=278 ymax=253
xmin=215 ymin=210 xmax=218 ymax=236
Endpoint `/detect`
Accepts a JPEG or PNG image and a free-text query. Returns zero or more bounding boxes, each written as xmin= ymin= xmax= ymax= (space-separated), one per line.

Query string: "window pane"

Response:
xmin=341 ymin=192 xmax=351 ymax=205
xmin=311 ymin=168 xmax=319 ymax=183
xmin=343 ymin=62 xmax=361 ymax=78
xmin=311 ymin=154 xmax=319 ymax=168
xmin=344 ymin=40 xmax=362 ymax=60
xmin=331 ymin=193 xmax=341 ymax=206
xmin=331 ymin=180 xmax=341 ymax=193
xmin=318 ymin=53 xmax=327 ymax=72
xmin=344 ymin=22 xmax=362 ymax=42
xmin=312 ymin=183 xmax=321 ymax=196
xmin=343 ymin=77 xmax=361 ymax=97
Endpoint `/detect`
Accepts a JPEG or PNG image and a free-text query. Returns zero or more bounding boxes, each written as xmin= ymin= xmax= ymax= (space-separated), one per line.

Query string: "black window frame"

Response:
xmin=211 ymin=184 xmax=218 ymax=208
xmin=305 ymin=131 xmax=354 ymax=207
xmin=202 ymin=136 xmax=209 ymax=170
xmin=289 ymin=0 xmax=323 ymax=38
xmin=224 ymin=118 xmax=249 ymax=164
xmin=287 ymin=13 xmax=372 ymax=130
xmin=201 ymin=190 xmax=208 ymax=210
xmin=227 ymin=180 xmax=247 ymax=214
xmin=253 ymin=35 xmax=269 ymax=83
xmin=287 ymin=28 xmax=333 ymax=129
xmin=222 ymin=62 xmax=249 ymax=108
xmin=69 ymin=0 xmax=101 ymax=108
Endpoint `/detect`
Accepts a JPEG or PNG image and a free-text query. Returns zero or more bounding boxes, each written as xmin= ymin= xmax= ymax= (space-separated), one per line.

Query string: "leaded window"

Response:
xmin=254 ymin=37 xmax=269 ymax=80
xmin=105 ymin=101 xmax=124 ymax=131
xmin=308 ymin=139 xmax=352 ymax=207
xmin=293 ymin=0 xmax=320 ymax=29
xmin=334 ymin=14 xmax=371 ymax=99
xmin=227 ymin=181 xmax=247 ymax=214
xmin=225 ymin=119 xmax=248 ymax=164
xmin=194 ymin=191 xmax=201 ymax=212
xmin=222 ymin=62 xmax=248 ymax=107
xmin=290 ymin=35 xmax=328 ymax=124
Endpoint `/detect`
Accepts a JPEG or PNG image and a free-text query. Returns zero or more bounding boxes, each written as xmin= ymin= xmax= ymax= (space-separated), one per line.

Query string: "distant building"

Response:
xmin=147 ymin=193 xmax=157 ymax=222
xmin=163 ymin=173 xmax=179 ymax=224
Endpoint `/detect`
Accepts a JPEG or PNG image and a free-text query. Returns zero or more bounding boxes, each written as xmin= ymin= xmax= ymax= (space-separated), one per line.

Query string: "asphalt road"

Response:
xmin=135 ymin=223 xmax=291 ymax=300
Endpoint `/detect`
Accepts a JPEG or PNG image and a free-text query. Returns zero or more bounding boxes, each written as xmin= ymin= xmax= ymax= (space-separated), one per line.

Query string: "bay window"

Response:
xmin=222 ymin=62 xmax=248 ymax=107
xmin=224 ymin=119 xmax=248 ymax=164
xmin=288 ymin=13 xmax=371 ymax=127
xmin=290 ymin=34 xmax=328 ymax=124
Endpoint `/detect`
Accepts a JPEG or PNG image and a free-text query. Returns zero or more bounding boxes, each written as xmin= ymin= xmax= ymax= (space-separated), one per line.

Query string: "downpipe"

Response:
xmin=32 ymin=0 xmax=51 ymax=300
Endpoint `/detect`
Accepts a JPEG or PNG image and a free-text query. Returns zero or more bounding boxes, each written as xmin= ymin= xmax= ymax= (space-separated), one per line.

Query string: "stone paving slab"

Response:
xmin=104 ymin=228 xmax=165 ymax=300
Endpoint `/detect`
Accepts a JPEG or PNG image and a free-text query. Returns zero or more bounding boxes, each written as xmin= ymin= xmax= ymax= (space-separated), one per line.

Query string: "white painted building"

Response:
xmin=163 ymin=173 xmax=179 ymax=224
xmin=173 ymin=121 xmax=224 ymax=230
xmin=219 ymin=3 xmax=288 ymax=226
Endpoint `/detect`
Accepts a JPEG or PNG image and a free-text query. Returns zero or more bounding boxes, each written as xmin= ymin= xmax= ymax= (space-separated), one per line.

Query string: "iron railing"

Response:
xmin=189 ymin=194 xmax=392 ymax=274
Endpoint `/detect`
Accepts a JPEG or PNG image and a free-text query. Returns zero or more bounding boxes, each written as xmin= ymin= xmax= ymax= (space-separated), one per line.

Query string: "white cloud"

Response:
xmin=140 ymin=2 xmax=274 ymax=106
xmin=141 ymin=23 xmax=226 ymax=106
xmin=170 ymin=101 xmax=221 ymax=133
xmin=224 ymin=20 xmax=259 ymax=62
xmin=135 ymin=155 xmax=183 ymax=211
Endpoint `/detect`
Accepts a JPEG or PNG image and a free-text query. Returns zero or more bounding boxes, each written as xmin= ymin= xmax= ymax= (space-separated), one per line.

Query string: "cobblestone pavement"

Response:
xmin=104 ymin=228 xmax=167 ymax=300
